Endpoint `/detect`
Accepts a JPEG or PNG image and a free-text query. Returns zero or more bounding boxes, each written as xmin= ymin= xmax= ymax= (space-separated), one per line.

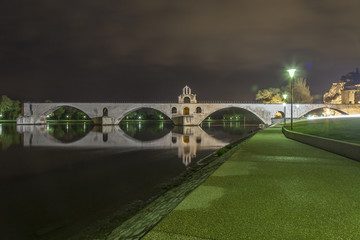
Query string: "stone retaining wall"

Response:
xmin=282 ymin=127 xmax=360 ymax=161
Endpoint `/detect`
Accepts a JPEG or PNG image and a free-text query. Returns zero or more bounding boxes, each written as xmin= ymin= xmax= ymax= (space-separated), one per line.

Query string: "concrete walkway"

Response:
xmin=142 ymin=126 xmax=360 ymax=240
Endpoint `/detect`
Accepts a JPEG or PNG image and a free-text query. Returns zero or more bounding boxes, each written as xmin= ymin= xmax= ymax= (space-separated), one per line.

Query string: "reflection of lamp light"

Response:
xmin=287 ymin=69 xmax=296 ymax=130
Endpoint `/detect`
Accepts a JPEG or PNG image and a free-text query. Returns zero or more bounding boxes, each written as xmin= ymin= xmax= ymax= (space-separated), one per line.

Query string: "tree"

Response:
xmin=75 ymin=111 xmax=88 ymax=120
xmin=285 ymin=78 xmax=314 ymax=103
xmin=0 ymin=95 xmax=21 ymax=120
xmin=256 ymin=77 xmax=313 ymax=104
xmin=256 ymin=88 xmax=284 ymax=103
xmin=54 ymin=107 xmax=66 ymax=120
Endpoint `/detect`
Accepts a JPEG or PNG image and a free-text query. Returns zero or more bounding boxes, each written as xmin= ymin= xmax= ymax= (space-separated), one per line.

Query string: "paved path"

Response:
xmin=142 ymin=126 xmax=360 ymax=239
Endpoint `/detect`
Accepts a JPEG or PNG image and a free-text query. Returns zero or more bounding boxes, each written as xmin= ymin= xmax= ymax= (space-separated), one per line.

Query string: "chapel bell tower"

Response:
xmin=178 ymin=85 xmax=197 ymax=103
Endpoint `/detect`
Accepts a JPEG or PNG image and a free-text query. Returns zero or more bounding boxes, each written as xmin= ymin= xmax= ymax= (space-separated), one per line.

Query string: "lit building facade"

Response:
xmin=323 ymin=68 xmax=360 ymax=104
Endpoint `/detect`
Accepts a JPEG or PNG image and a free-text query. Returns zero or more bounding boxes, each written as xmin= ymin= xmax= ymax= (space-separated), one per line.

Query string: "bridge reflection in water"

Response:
xmin=17 ymin=123 xmax=229 ymax=166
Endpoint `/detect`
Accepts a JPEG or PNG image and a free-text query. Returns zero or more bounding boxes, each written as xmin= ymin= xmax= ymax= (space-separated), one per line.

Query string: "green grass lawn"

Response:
xmin=142 ymin=126 xmax=360 ymax=240
xmin=285 ymin=117 xmax=360 ymax=145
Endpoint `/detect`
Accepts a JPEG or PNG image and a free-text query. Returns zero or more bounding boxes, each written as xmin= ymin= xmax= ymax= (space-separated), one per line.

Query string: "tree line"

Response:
xmin=255 ymin=78 xmax=313 ymax=103
xmin=124 ymin=109 xmax=169 ymax=120
xmin=0 ymin=95 xmax=21 ymax=120
xmin=46 ymin=107 xmax=91 ymax=121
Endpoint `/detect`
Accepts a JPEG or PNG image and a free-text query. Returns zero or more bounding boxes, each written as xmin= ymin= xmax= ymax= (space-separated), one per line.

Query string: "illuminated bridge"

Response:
xmin=17 ymin=86 xmax=360 ymax=126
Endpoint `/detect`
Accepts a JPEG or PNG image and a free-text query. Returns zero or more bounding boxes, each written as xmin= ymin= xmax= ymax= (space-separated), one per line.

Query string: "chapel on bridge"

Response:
xmin=178 ymin=85 xmax=197 ymax=104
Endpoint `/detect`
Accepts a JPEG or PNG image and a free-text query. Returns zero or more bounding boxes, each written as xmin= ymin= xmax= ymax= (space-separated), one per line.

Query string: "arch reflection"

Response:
xmin=17 ymin=124 xmax=229 ymax=166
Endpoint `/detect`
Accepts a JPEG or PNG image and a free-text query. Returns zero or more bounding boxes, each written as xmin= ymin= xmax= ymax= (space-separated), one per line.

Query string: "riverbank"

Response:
xmin=0 ymin=120 xmax=16 ymax=123
xmin=142 ymin=125 xmax=360 ymax=239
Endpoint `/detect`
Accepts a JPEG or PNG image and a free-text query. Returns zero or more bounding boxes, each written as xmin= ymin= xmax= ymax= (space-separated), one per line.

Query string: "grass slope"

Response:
xmin=285 ymin=118 xmax=360 ymax=145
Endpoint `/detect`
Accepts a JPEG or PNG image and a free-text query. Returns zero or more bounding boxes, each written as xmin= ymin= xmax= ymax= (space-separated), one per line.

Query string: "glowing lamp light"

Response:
xmin=283 ymin=94 xmax=288 ymax=100
xmin=287 ymin=69 xmax=296 ymax=78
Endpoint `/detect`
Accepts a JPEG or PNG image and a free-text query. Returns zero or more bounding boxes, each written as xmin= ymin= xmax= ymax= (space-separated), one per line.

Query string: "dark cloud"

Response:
xmin=1 ymin=0 xmax=360 ymax=102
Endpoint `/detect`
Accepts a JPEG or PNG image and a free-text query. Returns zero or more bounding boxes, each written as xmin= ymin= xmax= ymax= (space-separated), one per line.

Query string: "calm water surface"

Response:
xmin=0 ymin=121 xmax=258 ymax=240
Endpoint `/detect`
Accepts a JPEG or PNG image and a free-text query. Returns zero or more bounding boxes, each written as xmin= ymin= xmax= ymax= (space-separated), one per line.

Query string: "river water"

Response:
xmin=0 ymin=121 xmax=258 ymax=240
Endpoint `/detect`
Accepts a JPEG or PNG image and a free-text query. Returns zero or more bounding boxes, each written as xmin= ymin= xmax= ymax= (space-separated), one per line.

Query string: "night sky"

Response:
xmin=1 ymin=0 xmax=360 ymax=103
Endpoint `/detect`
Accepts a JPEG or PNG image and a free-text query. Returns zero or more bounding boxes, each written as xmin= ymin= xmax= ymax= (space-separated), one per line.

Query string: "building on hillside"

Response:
xmin=323 ymin=68 xmax=360 ymax=104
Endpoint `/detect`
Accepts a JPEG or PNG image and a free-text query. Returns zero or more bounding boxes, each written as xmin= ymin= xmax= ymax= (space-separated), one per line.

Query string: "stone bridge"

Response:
xmin=17 ymin=86 xmax=360 ymax=126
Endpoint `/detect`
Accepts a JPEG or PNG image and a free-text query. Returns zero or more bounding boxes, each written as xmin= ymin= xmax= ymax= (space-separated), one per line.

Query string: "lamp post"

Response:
xmin=282 ymin=94 xmax=287 ymax=125
xmin=287 ymin=69 xmax=296 ymax=130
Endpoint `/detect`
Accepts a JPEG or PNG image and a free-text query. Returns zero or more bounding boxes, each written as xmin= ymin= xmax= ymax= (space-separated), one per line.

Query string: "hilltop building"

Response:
xmin=323 ymin=68 xmax=360 ymax=104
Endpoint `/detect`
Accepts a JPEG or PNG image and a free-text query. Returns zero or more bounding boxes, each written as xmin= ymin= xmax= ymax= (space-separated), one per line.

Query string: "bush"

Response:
xmin=216 ymin=148 xmax=225 ymax=156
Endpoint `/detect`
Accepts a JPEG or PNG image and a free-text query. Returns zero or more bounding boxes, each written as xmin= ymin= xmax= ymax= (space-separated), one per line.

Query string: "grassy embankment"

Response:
xmin=284 ymin=117 xmax=360 ymax=145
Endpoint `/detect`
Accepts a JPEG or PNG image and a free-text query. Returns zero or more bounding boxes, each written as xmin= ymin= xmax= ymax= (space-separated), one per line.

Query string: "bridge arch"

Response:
xmin=298 ymin=107 xmax=348 ymax=118
xmin=274 ymin=111 xmax=285 ymax=118
xmin=198 ymin=106 xmax=266 ymax=124
xmin=115 ymin=106 xmax=173 ymax=124
xmin=40 ymin=105 xmax=93 ymax=122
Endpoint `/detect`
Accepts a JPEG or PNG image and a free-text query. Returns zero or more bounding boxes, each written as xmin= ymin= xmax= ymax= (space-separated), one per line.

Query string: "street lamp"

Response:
xmin=287 ymin=69 xmax=296 ymax=130
xmin=282 ymin=94 xmax=287 ymax=125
